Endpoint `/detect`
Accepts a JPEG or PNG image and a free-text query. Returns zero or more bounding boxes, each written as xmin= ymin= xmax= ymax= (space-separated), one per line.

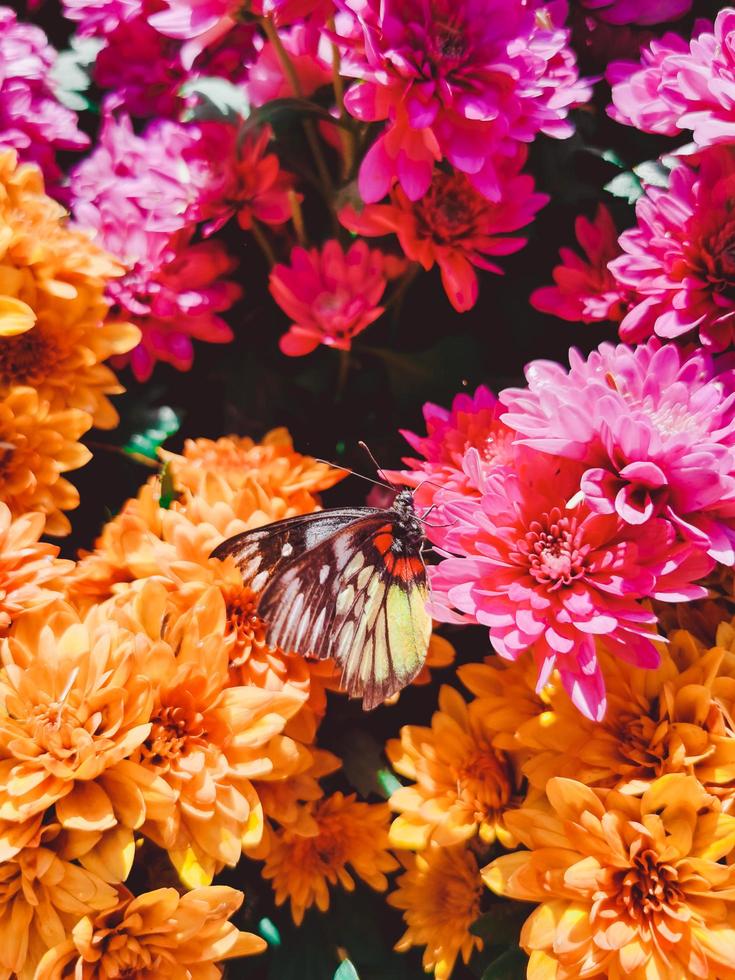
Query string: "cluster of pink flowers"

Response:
xmin=397 ymin=339 xmax=734 ymax=721
xmin=0 ymin=6 xmax=88 ymax=193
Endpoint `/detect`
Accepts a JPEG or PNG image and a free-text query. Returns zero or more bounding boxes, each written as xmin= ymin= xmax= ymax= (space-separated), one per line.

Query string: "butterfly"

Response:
xmin=210 ymin=487 xmax=432 ymax=710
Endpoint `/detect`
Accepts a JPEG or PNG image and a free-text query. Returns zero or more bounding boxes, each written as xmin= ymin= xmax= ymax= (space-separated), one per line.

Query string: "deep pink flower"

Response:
xmin=336 ymin=0 xmax=590 ymax=203
xmin=610 ymin=148 xmax=735 ymax=352
xmin=246 ymin=22 xmax=331 ymax=106
xmin=387 ymin=385 xmax=515 ymax=529
xmin=531 ymin=204 xmax=629 ymax=324
xmin=0 ymin=7 xmax=88 ymax=192
xmin=501 ymin=340 xmax=735 ymax=564
xmin=61 ymin=0 xmax=145 ymax=36
xmin=341 ymin=162 xmax=547 ymax=312
xmin=578 ymin=0 xmax=691 ymax=26
xmin=271 ymin=240 xmax=390 ymax=356
xmin=608 ymin=12 xmax=735 ymax=148
xmin=431 ymin=446 xmax=708 ymax=721
xmin=84 ymin=200 xmax=240 ymax=381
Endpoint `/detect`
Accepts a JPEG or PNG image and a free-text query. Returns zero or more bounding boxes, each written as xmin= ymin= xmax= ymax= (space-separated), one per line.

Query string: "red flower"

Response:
xmin=341 ymin=166 xmax=547 ymax=312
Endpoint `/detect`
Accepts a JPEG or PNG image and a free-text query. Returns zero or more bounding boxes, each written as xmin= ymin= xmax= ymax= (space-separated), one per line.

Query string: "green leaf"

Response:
xmin=633 ymin=159 xmax=670 ymax=189
xmin=50 ymin=35 xmax=104 ymax=111
xmin=341 ymin=730 xmax=388 ymax=798
xmin=470 ymin=902 xmax=535 ymax=941
xmin=334 ymin=961 xmax=360 ymax=980
xmin=159 ymin=462 xmax=181 ymax=511
xmin=481 ymin=947 xmax=528 ymax=980
xmin=181 ymin=77 xmax=250 ymax=122
xmin=376 ymin=767 xmax=401 ymax=798
xmin=243 ymin=97 xmax=351 ymax=135
xmin=122 ymin=405 xmax=182 ymax=461
xmin=257 ymin=917 xmax=282 ymax=948
xmin=604 ymin=171 xmax=643 ymax=204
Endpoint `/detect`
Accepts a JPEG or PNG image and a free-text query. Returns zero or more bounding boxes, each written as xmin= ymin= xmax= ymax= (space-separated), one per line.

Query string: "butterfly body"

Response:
xmin=211 ymin=488 xmax=431 ymax=709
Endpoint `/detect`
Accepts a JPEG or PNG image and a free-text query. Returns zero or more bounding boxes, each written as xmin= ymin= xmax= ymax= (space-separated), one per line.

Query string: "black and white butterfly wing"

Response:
xmin=212 ymin=510 xmax=432 ymax=710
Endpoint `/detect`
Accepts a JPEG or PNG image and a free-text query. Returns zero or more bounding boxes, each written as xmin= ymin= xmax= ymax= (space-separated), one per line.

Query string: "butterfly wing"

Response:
xmin=210 ymin=507 xmax=380 ymax=593
xmin=256 ymin=515 xmax=431 ymax=710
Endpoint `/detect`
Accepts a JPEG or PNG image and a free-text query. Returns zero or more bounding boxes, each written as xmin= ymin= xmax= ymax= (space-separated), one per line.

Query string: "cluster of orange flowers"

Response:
xmin=0 ymin=425 xmax=430 ymax=976
xmin=0 ymin=151 xmax=138 ymax=534
xmin=383 ymin=583 xmax=735 ymax=980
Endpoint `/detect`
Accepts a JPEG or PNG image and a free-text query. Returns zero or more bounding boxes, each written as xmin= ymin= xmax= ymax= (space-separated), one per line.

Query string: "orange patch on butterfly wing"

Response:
xmin=372 ymin=528 xmax=394 ymax=556
xmin=393 ymin=556 xmax=424 ymax=582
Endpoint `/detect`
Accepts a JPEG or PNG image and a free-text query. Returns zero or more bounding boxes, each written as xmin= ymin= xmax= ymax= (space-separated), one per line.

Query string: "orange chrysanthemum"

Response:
xmin=387 ymin=685 xmax=520 ymax=850
xmin=485 ymin=774 xmax=735 ymax=980
xmin=515 ymin=631 xmax=735 ymax=801
xmin=160 ymin=427 xmax=343 ymax=500
xmin=0 ymin=151 xmax=139 ymax=427
xmin=0 ymin=502 xmax=71 ymax=632
xmin=389 ymin=844 xmax=483 ymax=980
xmin=34 ymin=884 xmax=265 ymax=979
xmin=0 ymin=820 xmax=118 ymax=980
xmin=0 ymin=598 xmax=174 ymax=881
xmin=97 ymin=579 xmax=309 ymax=887
xmin=262 ymin=791 xmax=398 ymax=925
xmin=0 ymin=386 xmax=91 ymax=534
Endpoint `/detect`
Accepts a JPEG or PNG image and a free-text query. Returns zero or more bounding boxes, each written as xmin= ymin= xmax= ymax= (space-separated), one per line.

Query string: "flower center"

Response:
xmin=0 ymin=327 xmax=59 ymax=386
xmin=617 ymin=847 xmax=684 ymax=922
xmin=224 ymin=586 xmax=267 ymax=668
xmin=645 ymin=401 xmax=701 ymax=438
xmin=454 ymin=748 xmax=512 ymax=818
xmin=140 ymin=704 xmax=207 ymax=768
xmin=478 ymin=427 xmax=514 ymax=467
xmin=516 ymin=509 xmax=589 ymax=590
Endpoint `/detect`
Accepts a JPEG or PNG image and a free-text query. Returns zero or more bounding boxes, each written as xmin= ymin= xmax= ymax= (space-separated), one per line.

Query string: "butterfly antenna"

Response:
xmin=314 ymin=459 xmax=395 ymax=492
xmin=358 ymin=441 xmax=395 ymax=487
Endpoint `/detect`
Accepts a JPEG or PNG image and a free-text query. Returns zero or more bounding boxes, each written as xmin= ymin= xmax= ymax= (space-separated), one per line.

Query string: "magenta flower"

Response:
xmin=336 ymin=0 xmax=590 ymax=203
xmin=0 ymin=7 xmax=88 ymax=192
xmin=609 ymin=12 xmax=735 ymax=148
xmin=531 ymin=204 xmax=629 ymax=324
xmin=501 ymin=340 xmax=735 ymax=565
xmin=341 ymin=162 xmax=547 ymax=312
xmin=61 ymin=0 xmax=145 ymax=36
xmin=431 ymin=446 xmax=709 ymax=721
xmin=386 ymin=386 xmax=515 ymax=541
xmin=610 ymin=148 xmax=735 ymax=352
xmin=578 ymin=0 xmax=691 ymax=26
xmin=271 ymin=241 xmax=390 ymax=356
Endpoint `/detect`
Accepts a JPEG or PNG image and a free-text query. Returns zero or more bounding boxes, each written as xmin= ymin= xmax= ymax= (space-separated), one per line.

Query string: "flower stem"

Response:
xmin=260 ymin=17 xmax=334 ymax=198
xmin=251 ymin=219 xmax=277 ymax=268
xmin=329 ymin=21 xmax=355 ymax=181
xmin=289 ymin=189 xmax=307 ymax=245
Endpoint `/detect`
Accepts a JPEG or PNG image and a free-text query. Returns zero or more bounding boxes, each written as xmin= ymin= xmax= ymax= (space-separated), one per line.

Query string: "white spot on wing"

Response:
xmin=281 ymin=542 xmax=293 ymax=557
xmin=344 ymin=552 xmax=365 ymax=578
xmin=319 ymin=564 xmax=330 ymax=584
xmin=251 ymin=570 xmax=269 ymax=592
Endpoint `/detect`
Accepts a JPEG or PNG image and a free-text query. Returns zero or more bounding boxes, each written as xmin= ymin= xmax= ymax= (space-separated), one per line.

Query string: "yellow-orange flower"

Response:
xmin=160 ymin=427 xmax=343 ymax=500
xmin=387 ymin=685 xmax=518 ymax=850
xmin=515 ymin=632 xmax=735 ymax=800
xmin=262 ymin=791 xmax=398 ymax=925
xmin=0 ymin=502 xmax=71 ymax=632
xmin=389 ymin=844 xmax=483 ymax=980
xmin=0 ymin=820 xmax=118 ymax=980
xmin=0 ymin=386 xmax=91 ymax=534
xmin=0 ymin=598 xmax=175 ymax=882
xmin=34 ymin=885 xmax=265 ymax=979
xmin=0 ymin=151 xmax=139 ymax=428
xmin=97 ymin=579 xmax=309 ymax=887
xmin=484 ymin=774 xmax=735 ymax=980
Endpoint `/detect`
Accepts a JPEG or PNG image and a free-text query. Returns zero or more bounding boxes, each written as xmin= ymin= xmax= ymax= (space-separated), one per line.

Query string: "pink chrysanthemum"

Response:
xmin=246 ymin=22 xmax=331 ymax=107
xmin=501 ymin=340 xmax=735 ymax=565
xmin=389 ymin=386 xmax=515 ymax=506
xmin=531 ymin=204 xmax=629 ymax=324
xmin=609 ymin=11 xmax=735 ymax=147
xmin=71 ymin=113 xmax=202 ymax=234
xmin=578 ymin=0 xmax=691 ymax=25
xmin=607 ymin=31 xmax=691 ymax=135
xmin=0 ymin=7 xmax=88 ymax=192
xmin=336 ymin=0 xmax=590 ymax=204
xmin=341 ymin=163 xmax=547 ymax=312
xmin=271 ymin=240 xmax=392 ymax=356
xmin=431 ymin=446 xmax=708 ymax=721
xmin=610 ymin=147 xmax=735 ymax=351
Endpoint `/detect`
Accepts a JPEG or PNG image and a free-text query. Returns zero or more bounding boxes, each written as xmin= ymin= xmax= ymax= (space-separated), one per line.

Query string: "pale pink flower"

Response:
xmin=336 ymin=0 xmax=590 ymax=203
xmin=501 ymin=340 xmax=735 ymax=565
xmin=607 ymin=31 xmax=691 ymax=135
xmin=246 ymin=22 xmax=331 ymax=106
xmin=431 ymin=446 xmax=709 ymax=721
xmin=271 ymin=240 xmax=390 ymax=356
xmin=531 ymin=204 xmax=629 ymax=324
xmin=610 ymin=147 xmax=735 ymax=352
xmin=61 ymin=0 xmax=145 ymax=35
